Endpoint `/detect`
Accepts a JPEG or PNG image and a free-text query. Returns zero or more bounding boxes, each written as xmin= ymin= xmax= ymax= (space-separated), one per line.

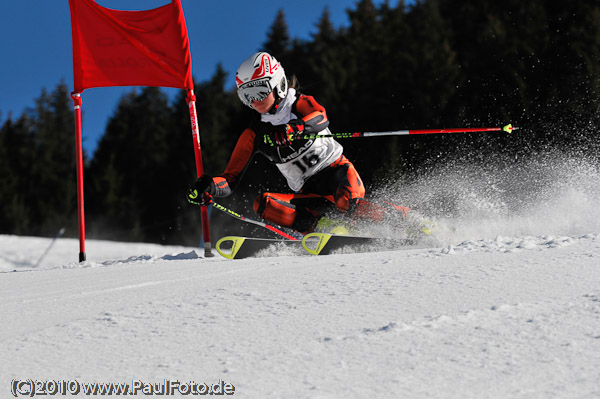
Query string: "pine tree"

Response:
xmin=0 ymin=116 xmax=32 ymax=233
xmin=334 ymin=0 xmax=394 ymax=184
xmin=0 ymin=83 xmax=78 ymax=236
xmin=394 ymin=0 xmax=464 ymax=172
xmin=263 ymin=9 xmax=292 ymax=64
xmin=29 ymin=82 xmax=78 ymax=236
xmin=303 ymin=8 xmax=347 ymax=110
xmin=87 ymin=87 xmax=174 ymax=243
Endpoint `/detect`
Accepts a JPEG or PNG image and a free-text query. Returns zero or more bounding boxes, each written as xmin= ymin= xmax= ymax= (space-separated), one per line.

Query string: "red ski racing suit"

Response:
xmin=206 ymin=89 xmax=372 ymax=233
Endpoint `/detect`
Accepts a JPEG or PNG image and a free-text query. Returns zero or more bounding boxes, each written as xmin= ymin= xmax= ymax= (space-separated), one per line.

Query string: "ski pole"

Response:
xmin=210 ymin=202 xmax=298 ymax=240
xmin=277 ymin=123 xmax=516 ymax=143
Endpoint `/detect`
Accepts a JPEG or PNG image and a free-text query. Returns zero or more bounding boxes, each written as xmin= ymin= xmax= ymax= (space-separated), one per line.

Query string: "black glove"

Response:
xmin=264 ymin=119 xmax=305 ymax=147
xmin=187 ymin=175 xmax=214 ymax=206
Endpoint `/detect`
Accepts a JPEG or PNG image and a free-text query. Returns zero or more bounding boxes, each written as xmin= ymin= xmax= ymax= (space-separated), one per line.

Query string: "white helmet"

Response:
xmin=235 ymin=52 xmax=288 ymax=107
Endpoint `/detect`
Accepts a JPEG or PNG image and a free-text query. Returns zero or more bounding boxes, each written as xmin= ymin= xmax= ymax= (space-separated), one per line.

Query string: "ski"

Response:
xmin=302 ymin=232 xmax=416 ymax=255
xmin=215 ymin=236 xmax=303 ymax=259
xmin=207 ymin=201 xmax=428 ymax=259
xmin=216 ymin=233 xmax=418 ymax=259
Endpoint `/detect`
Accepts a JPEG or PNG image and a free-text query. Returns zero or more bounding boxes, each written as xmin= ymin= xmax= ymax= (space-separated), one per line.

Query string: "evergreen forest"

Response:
xmin=1 ymin=0 xmax=599 ymax=246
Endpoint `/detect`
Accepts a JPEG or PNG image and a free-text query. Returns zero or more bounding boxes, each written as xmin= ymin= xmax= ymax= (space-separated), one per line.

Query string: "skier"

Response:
xmin=187 ymin=52 xmax=383 ymax=234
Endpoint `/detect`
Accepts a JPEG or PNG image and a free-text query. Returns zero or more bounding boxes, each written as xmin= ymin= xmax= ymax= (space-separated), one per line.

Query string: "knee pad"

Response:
xmin=253 ymin=193 xmax=297 ymax=228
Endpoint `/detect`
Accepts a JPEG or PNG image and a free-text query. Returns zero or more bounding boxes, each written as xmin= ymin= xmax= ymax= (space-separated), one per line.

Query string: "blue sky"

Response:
xmin=0 ymin=0 xmax=395 ymax=155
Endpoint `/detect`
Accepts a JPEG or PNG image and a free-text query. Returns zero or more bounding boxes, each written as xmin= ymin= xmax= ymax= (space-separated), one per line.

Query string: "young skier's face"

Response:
xmin=251 ymin=91 xmax=275 ymax=114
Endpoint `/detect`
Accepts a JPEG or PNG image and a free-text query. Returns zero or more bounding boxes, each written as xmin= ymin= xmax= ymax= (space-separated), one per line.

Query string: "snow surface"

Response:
xmin=1 ymin=154 xmax=600 ymax=398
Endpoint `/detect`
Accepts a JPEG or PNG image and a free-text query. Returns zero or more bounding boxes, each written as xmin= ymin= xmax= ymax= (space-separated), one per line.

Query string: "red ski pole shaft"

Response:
xmin=210 ymin=202 xmax=298 ymax=241
xmin=298 ymin=124 xmax=516 ymax=141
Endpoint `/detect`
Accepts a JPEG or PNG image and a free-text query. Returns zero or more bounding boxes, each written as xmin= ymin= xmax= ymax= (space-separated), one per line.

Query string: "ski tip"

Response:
xmin=215 ymin=236 xmax=246 ymax=259
xmin=302 ymin=232 xmax=332 ymax=255
xmin=502 ymin=124 xmax=517 ymax=133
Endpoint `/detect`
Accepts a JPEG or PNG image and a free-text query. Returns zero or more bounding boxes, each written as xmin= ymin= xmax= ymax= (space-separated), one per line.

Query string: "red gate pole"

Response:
xmin=71 ymin=92 xmax=86 ymax=262
xmin=186 ymin=89 xmax=213 ymax=257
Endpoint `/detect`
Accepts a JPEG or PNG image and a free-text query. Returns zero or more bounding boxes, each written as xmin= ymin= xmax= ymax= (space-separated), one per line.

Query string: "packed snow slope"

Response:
xmin=1 ymin=152 xmax=599 ymax=398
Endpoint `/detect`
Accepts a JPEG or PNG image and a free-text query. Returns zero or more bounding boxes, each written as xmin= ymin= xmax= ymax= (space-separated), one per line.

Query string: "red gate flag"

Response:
xmin=68 ymin=0 xmax=213 ymax=261
xmin=69 ymin=0 xmax=193 ymax=92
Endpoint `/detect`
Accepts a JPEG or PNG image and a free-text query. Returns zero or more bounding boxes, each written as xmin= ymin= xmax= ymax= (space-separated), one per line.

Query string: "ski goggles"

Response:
xmin=237 ymin=78 xmax=273 ymax=107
